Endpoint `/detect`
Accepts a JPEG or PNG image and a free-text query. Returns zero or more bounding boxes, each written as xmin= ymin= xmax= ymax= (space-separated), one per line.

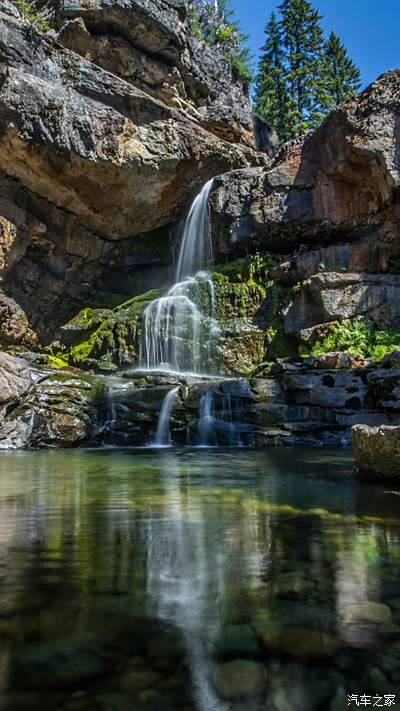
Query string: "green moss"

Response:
xmin=213 ymin=251 xmax=278 ymax=285
xmin=47 ymin=355 xmax=69 ymax=369
xmin=309 ymin=316 xmax=400 ymax=361
xmin=52 ymin=288 xmax=162 ymax=370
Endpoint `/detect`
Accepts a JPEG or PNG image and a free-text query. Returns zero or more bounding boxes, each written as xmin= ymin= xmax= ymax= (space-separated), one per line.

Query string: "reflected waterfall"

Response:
xmin=145 ymin=455 xmax=228 ymax=711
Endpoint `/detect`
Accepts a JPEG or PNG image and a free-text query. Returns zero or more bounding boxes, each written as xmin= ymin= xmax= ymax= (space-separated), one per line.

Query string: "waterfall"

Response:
xmin=197 ymin=389 xmax=243 ymax=447
xmin=176 ymin=180 xmax=214 ymax=281
xmin=139 ymin=179 xmax=217 ymax=374
xmin=153 ymin=387 xmax=179 ymax=447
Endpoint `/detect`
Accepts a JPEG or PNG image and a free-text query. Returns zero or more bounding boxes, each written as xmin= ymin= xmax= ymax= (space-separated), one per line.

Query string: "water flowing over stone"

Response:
xmin=196 ymin=389 xmax=243 ymax=447
xmin=139 ymin=180 xmax=219 ymax=374
xmin=153 ymin=387 xmax=179 ymax=447
xmin=176 ymin=179 xmax=215 ymax=282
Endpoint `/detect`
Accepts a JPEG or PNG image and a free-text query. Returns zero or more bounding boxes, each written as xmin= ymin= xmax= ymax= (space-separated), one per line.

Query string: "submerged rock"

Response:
xmin=255 ymin=626 xmax=338 ymax=660
xmin=213 ymin=659 xmax=268 ymax=699
xmin=352 ymin=425 xmax=400 ymax=479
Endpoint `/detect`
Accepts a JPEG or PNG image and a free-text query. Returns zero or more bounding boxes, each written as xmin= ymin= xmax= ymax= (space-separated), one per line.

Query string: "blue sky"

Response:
xmin=230 ymin=0 xmax=399 ymax=88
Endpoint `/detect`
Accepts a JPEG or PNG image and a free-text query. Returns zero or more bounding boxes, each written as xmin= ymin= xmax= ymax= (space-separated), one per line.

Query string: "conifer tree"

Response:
xmin=254 ymin=13 xmax=291 ymax=140
xmin=278 ymin=0 xmax=326 ymax=136
xmin=323 ymin=31 xmax=361 ymax=107
xmin=254 ymin=0 xmax=362 ymax=143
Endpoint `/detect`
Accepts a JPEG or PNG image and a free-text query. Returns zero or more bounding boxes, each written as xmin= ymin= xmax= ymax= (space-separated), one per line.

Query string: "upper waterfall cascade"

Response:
xmin=139 ymin=179 xmax=218 ymax=375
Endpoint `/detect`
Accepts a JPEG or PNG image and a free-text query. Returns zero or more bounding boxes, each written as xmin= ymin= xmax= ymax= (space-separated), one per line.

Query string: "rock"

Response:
xmin=342 ymin=601 xmax=392 ymax=626
xmin=10 ymin=634 xmax=109 ymax=689
xmin=210 ymin=71 xmax=400 ymax=257
xmin=256 ymin=626 xmax=338 ymax=660
xmin=352 ymin=425 xmax=400 ymax=479
xmin=215 ymin=624 xmax=261 ymax=658
xmin=118 ymin=667 xmax=161 ymax=692
xmin=0 ymin=352 xmax=32 ymax=402
xmin=50 ymin=0 xmax=276 ymax=152
xmin=0 ymin=0 xmax=268 ymax=342
xmin=0 ymin=353 xmax=102 ymax=449
xmin=145 ymin=631 xmax=185 ymax=663
xmin=284 ymin=273 xmax=400 ymax=335
xmin=212 ymin=659 xmax=268 ymax=699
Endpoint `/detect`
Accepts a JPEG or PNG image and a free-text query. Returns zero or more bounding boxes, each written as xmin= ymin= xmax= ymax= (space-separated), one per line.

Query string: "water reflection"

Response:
xmin=0 ymin=449 xmax=399 ymax=710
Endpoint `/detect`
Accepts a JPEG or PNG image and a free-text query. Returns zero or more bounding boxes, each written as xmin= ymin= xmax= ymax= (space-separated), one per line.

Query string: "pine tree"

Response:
xmin=323 ymin=31 xmax=361 ymax=108
xmin=278 ymin=0 xmax=327 ymax=137
xmin=254 ymin=13 xmax=291 ymax=141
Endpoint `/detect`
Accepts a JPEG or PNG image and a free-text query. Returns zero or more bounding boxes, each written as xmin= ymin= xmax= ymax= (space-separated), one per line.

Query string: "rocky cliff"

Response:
xmin=0 ymin=0 xmax=271 ymax=345
xmin=1 ymin=0 xmax=400 ymax=451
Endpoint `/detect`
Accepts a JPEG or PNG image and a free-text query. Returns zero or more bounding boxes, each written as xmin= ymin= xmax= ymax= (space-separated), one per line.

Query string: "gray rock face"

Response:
xmin=0 ymin=353 xmax=99 ymax=449
xmin=50 ymin=0 xmax=275 ymax=151
xmin=352 ymin=425 xmax=400 ymax=479
xmin=0 ymin=0 xmax=269 ymax=343
xmin=210 ymin=71 xmax=400 ymax=256
xmin=284 ymin=272 xmax=400 ymax=334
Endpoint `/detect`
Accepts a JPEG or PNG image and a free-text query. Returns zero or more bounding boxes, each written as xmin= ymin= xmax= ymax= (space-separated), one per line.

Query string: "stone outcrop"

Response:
xmin=352 ymin=425 xmax=400 ymax=479
xmin=0 ymin=0 xmax=269 ymax=343
xmin=283 ymin=272 xmax=400 ymax=335
xmin=0 ymin=352 xmax=101 ymax=448
xmin=48 ymin=0 xmax=277 ymax=152
xmin=91 ymin=357 xmax=400 ymax=449
xmin=204 ymin=71 xmax=400 ymax=357
xmin=210 ymin=71 xmax=400 ymax=256
xmin=1 ymin=351 xmax=399 ymax=449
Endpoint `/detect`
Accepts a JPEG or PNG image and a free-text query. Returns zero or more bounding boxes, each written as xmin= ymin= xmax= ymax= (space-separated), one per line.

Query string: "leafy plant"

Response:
xmin=311 ymin=316 xmax=400 ymax=361
xmin=188 ymin=0 xmax=252 ymax=83
xmin=14 ymin=0 xmax=49 ymax=32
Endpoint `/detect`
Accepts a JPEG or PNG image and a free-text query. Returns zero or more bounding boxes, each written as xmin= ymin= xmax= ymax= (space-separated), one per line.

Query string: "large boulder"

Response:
xmin=352 ymin=424 xmax=400 ymax=479
xmin=0 ymin=352 xmax=100 ymax=448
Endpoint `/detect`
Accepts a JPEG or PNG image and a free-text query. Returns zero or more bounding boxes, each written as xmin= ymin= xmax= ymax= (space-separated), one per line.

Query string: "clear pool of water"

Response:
xmin=0 ymin=448 xmax=400 ymax=711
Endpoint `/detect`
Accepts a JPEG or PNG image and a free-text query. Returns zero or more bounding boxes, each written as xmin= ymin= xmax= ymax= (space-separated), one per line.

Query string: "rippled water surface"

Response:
xmin=1 ymin=448 xmax=400 ymax=711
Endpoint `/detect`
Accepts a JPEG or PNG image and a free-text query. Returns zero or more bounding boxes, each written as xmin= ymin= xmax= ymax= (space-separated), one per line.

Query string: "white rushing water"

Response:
xmin=153 ymin=387 xmax=179 ymax=447
xmin=139 ymin=179 xmax=217 ymax=374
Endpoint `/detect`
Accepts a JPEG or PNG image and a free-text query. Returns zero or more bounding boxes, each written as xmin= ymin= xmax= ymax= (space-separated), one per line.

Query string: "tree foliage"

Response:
xmin=188 ymin=0 xmax=252 ymax=83
xmin=254 ymin=0 xmax=361 ymax=142
xmin=323 ymin=31 xmax=361 ymax=107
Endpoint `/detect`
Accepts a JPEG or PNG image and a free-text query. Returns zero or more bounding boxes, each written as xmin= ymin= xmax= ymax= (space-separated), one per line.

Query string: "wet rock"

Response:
xmin=215 ymin=624 xmax=261 ymax=658
xmin=213 ymin=659 xmax=268 ymax=699
xmin=352 ymin=425 xmax=400 ymax=480
xmin=256 ymin=626 xmax=338 ymax=660
xmin=11 ymin=634 xmax=109 ymax=688
xmin=343 ymin=601 xmax=392 ymax=626
xmin=145 ymin=631 xmax=185 ymax=663
xmin=118 ymin=667 xmax=161 ymax=692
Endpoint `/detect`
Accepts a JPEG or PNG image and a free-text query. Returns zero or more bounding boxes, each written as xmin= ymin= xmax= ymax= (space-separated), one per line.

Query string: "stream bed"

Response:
xmin=0 ymin=448 xmax=400 ymax=710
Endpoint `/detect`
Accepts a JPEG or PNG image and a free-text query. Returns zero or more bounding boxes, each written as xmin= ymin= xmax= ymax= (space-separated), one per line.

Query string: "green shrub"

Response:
xmin=311 ymin=317 xmax=400 ymax=361
xmin=14 ymin=0 xmax=49 ymax=31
